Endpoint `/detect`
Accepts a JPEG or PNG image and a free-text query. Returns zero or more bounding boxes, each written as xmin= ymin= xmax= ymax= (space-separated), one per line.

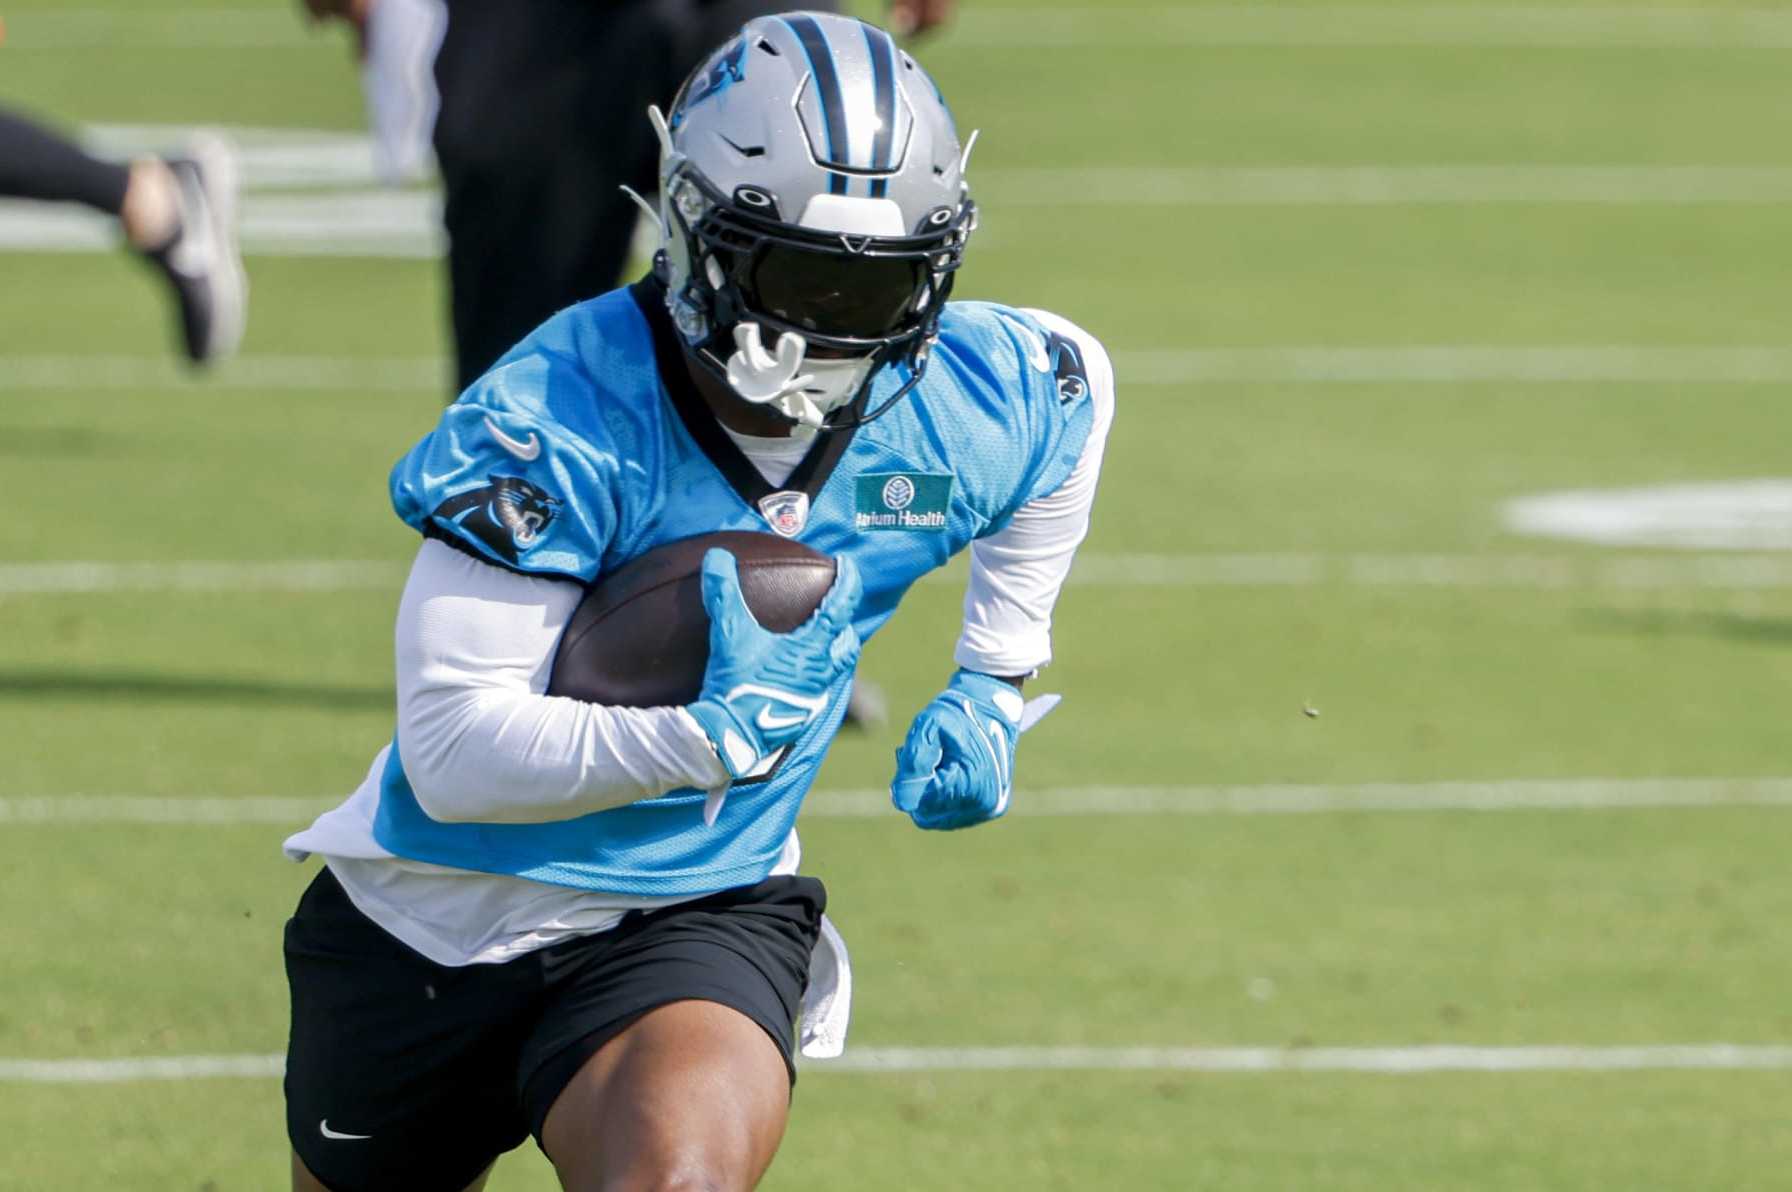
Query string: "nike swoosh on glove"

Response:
xmin=686 ymin=548 xmax=862 ymax=784
xmin=890 ymin=669 xmax=1061 ymax=831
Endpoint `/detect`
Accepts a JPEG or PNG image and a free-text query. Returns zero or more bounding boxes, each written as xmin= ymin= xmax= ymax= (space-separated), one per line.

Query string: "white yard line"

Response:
xmin=0 ymin=796 xmax=340 ymax=824
xmin=0 ymin=9 xmax=310 ymax=49
xmin=12 ymin=553 xmax=1792 ymax=595
xmin=0 ymin=1055 xmax=287 ymax=1083
xmin=1117 ymin=346 xmax=1792 ymax=384
xmin=0 ymin=192 xmax=443 ymax=258
xmin=13 ymin=7 xmax=1792 ymax=51
xmin=6 ymin=779 xmax=1792 ymax=826
xmin=0 ymin=354 xmax=445 ymax=391
xmin=814 ymin=1044 xmax=1792 ymax=1074
xmin=12 ymin=347 xmax=1792 ymax=391
xmin=981 ymin=166 xmax=1792 ymax=206
xmin=71 ymin=126 xmax=1792 ymax=207
xmin=947 ymin=6 xmax=1792 ymax=50
xmin=805 ymin=778 xmax=1792 ymax=818
xmin=6 ymin=168 xmax=1791 ymax=258
xmin=1063 ymin=552 xmax=1792 ymax=590
xmin=0 ymin=560 xmax=407 ymax=595
xmin=1505 ymin=480 xmax=1792 ymax=551
xmin=85 ymin=125 xmax=385 ymax=190
xmin=8 ymin=1043 xmax=1792 ymax=1083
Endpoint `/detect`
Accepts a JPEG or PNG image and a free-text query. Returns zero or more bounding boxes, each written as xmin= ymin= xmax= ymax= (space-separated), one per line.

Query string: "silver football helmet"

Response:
xmin=647 ymin=11 xmax=976 ymax=430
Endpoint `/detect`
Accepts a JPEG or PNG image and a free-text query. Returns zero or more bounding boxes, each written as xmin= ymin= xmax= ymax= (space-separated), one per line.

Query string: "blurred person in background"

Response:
xmin=0 ymin=107 xmax=246 ymax=364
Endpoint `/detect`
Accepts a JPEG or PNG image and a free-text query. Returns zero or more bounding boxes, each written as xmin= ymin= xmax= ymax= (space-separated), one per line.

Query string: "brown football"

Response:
xmin=546 ymin=531 xmax=837 ymax=708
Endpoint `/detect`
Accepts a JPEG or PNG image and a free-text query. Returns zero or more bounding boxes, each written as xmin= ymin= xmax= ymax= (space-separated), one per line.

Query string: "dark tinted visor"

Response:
xmin=748 ymin=245 xmax=927 ymax=339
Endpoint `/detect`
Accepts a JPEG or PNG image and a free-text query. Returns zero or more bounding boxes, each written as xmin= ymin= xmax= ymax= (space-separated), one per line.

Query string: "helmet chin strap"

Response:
xmin=723 ymin=321 xmax=871 ymax=431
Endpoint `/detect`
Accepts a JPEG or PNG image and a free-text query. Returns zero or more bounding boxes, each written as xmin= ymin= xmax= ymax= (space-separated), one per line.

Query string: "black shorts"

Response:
xmin=284 ymin=866 xmax=823 ymax=1192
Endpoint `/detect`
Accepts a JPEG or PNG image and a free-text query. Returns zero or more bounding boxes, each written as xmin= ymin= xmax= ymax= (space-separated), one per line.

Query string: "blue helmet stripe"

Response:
xmin=783 ymin=15 xmax=850 ymax=197
xmin=863 ymin=24 xmax=898 ymax=199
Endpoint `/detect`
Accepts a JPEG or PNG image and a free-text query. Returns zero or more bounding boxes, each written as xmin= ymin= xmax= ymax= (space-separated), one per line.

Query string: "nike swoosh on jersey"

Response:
xmin=485 ymin=415 xmax=542 ymax=461
xmin=994 ymin=314 xmax=1052 ymax=373
xmin=319 ymin=1120 xmax=373 ymax=1141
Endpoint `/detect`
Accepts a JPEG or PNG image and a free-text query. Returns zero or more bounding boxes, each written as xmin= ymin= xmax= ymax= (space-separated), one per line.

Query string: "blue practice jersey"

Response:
xmin=372 ymin=279 xmax=1097 ymax=895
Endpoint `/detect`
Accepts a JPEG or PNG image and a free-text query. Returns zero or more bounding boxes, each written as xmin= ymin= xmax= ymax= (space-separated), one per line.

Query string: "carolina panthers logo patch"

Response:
xmin=673 ymin=37 xmax=746 ymax=125
xmin=1045 ymin=331 xmax=1090 ymax=405
xmin=430 ymin=475 xmax=562 ymax=564
xmin=996 ymin=311 xmax=1093 ymax=406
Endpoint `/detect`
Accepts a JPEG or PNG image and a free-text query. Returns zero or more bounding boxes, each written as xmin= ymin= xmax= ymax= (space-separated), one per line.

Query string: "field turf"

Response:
xmin=4 ymin=1 xmax=1792 ymax=1188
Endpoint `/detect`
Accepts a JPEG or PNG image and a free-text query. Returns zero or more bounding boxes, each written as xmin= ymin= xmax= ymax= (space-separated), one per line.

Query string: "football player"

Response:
xmin=0 ymin=107 xmax=244 ymax=363
xmin=282 ymin=12 xmax=1113 ymax=1191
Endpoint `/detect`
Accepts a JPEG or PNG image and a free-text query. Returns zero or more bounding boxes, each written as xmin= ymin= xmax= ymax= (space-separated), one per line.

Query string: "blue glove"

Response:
xmin=686 ymin=548 xmax=862 ymax=781
xmin=890 ymin=669 xmax=1058 ymax=831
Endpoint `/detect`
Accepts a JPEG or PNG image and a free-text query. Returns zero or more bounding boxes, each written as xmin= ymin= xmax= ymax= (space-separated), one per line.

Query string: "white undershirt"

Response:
xmin=719 ymin=423 xmax=813 ymax=489
xmin=285 ymin=315 xmax=1115 ymax=967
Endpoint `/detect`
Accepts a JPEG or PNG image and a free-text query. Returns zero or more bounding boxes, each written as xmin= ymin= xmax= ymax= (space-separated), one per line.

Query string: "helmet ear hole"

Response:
xmin=733 ymin=186 xmax=781 ymax=219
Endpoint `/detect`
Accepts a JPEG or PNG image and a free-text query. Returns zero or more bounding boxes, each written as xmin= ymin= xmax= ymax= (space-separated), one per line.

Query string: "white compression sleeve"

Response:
xmin=394 ymin=539 xmax=728 ymax=824
xmin=954 ymin=311 xmax=1117 ymax=677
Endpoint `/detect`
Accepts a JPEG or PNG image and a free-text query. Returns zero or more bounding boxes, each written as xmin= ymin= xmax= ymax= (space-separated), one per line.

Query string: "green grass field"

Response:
xmin=6 ymin=1 xmax=1792 ymax=1188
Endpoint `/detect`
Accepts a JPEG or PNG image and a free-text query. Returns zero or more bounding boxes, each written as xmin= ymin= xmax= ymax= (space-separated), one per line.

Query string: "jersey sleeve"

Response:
xmin=976 ymin=305 xmax=1103 ymax=531
xmin=389 ymin=349 xmax=620 ymax=583
xmin=955 ymin=312 xmax=1117 ymax=675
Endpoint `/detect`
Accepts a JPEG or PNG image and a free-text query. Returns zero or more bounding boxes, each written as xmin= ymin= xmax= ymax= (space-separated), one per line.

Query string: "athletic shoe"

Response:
xmin=142 ymin=132 xmax=247 ymax=365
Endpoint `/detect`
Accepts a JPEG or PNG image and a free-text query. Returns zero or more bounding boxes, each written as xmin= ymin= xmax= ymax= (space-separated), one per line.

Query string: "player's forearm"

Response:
xmin=394 ymin=540 xmax=728 ymax=824
xmin=955 ymin=531 xmax=1078 ymax=675
xmin=399 ymin=688 xmax=723 ymax=823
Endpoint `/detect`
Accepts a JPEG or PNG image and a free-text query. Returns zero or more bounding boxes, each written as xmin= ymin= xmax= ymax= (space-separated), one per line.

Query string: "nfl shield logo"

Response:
xmin=757 ymin=490 xmax=810 ymax=538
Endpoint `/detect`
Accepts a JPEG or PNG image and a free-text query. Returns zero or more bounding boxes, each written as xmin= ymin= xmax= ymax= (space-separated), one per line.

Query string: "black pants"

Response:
xmin=0 ymin=105 xmax=129 ymax=212
xmin=433 ymin=0 xmax=838 ymax=393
